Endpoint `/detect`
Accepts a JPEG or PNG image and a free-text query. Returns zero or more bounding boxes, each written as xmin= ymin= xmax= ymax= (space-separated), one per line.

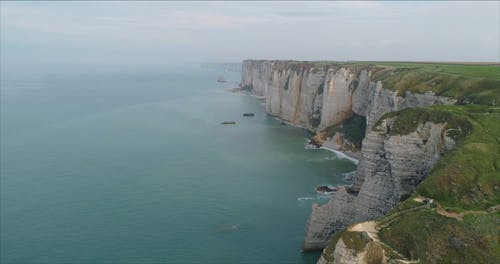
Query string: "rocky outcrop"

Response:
xmin=364 ymin=83 xmax=456 ymax=133
xmin=317 ymin=220 xmax=392 ymax=264
xmin=302 ymin=119 xmax=456 ymax=251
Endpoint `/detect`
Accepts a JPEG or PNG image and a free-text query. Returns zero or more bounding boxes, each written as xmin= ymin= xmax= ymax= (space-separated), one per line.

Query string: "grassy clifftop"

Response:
xmin=374 ymin=106 xmax=473 ymax=140
xmin=371 ymin=63 xmax=500 ymax=105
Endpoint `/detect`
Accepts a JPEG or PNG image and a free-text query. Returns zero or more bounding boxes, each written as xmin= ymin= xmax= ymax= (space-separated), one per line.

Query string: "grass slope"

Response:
xmin=377 ymin=105 xmax=500 ymax=263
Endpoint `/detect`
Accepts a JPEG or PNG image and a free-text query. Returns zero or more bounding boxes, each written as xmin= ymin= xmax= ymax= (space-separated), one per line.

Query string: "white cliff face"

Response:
xmin=242 ymin=61 xmax=327 ymax=130
xmin=351 ymin=69 xmax=371 ymax=117
xmin=319 ymin=68 xmax=355 ymax=130
xmin=241 ymin=60 xmax=273 ymax=97
xmin=303 ymin=121 xmax=456 ymax=251
xmin=267 ymin=67 xmax=327 ymax=129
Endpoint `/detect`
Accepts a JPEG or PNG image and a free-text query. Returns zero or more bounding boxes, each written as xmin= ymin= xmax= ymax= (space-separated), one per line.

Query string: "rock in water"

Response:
xmin=315 ymin=185 xmax=338 ymax=195
xmin=215 ymin=225 xmax=239 ymax=233
xmin=220 ymin=121 xmax=236 ymax=125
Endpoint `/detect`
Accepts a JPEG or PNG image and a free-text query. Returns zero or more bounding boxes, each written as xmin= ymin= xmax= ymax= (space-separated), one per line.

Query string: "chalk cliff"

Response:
xmin=303 ymin=119 xmax=455 ymax=251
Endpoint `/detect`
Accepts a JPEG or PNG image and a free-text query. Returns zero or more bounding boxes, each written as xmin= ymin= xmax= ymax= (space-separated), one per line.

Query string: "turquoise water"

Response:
xmin=0 ymin=68 xmax=356 ymax=263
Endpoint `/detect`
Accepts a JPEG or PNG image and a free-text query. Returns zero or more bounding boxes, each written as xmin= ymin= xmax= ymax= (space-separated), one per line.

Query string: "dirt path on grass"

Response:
xmin=413 ymin=195 xmax=499 ymax=221
xmin=348 ymin=221 xmax=379 ymax=242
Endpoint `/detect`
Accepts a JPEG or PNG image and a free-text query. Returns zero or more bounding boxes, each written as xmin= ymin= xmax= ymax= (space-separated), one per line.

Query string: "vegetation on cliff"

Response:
xmin=323 ymin=114 xmax=367 ymax=146
xmin=376 ymin=105 xmax=500 ymax=263
xmin=374 ymin=106 xmax=473 ymax=140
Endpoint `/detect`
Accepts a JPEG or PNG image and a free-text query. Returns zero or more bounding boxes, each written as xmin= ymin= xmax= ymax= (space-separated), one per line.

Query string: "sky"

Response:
xmin=1 ymin=1 xmax=499 ymax=75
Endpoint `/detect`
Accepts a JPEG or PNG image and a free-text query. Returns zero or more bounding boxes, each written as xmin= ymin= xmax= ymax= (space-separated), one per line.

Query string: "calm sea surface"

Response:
xmin=0 ymin=68 xmax=356 ymax=263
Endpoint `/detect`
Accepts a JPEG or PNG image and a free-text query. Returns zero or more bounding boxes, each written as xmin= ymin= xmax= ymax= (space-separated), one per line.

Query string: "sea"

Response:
xmin=0 ymin=66 xmax=356 ymax=263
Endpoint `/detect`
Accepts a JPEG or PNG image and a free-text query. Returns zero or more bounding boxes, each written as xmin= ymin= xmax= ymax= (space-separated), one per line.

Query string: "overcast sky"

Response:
xmin=1 ymin=1 xmax=499 ymax=74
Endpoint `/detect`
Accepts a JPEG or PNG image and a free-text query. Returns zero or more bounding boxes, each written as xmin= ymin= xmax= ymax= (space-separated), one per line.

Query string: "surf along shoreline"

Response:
xmin=230 ymin=86 xmax=360 ymax=165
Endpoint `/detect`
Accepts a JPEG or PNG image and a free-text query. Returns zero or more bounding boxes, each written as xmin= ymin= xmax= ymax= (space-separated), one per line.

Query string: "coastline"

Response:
xmin=320 ymin=141 xmax=360 ymax=164
xmin=234 ymin=89 xmax=360 ymax=166
xmin=228 ymin=87 xmax=266 ymax=100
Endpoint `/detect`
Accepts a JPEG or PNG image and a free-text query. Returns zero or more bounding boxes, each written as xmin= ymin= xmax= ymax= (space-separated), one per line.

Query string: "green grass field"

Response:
xmin=371 ymin=65 xmax=500 ymax=105
xmin=371 ymin=62 xmax=500 ymax=79
xmin=417 ymin=105 xmax=500 ymax=210
xmin=378 ymin=209 xmax=499 ymax=263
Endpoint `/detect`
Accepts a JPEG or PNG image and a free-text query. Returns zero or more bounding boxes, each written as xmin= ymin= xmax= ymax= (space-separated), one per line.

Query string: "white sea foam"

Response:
xmin=304 ymin=143 xmax=317 ymax=150
xmin=320 ymin=146 xmax=359 ymax=164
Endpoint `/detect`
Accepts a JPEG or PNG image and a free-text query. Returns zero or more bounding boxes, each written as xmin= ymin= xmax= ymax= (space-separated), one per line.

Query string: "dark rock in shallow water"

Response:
xmin=220 ymin=121 xmax=236 ymax=125
xmin=243 ymin=113 xmax=255 ymax=117
xmin=316 ymin=185 xmax=338 ymax=195
xmin=308 ymin=137 xmax=322 ymax=148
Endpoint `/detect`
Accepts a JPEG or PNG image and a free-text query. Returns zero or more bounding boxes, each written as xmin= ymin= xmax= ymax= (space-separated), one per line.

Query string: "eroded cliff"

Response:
xmin=303 ymin=117 xmax=459 ymax=251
